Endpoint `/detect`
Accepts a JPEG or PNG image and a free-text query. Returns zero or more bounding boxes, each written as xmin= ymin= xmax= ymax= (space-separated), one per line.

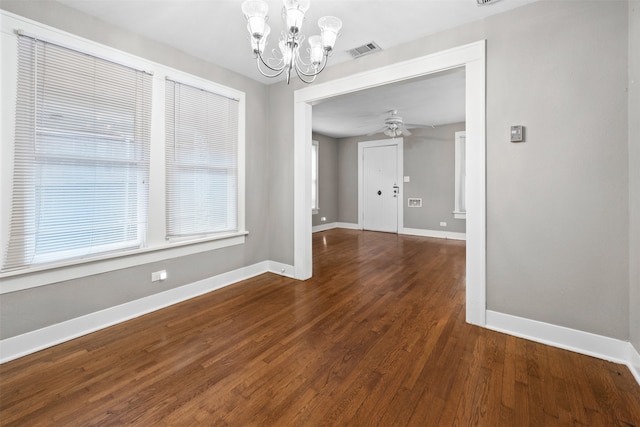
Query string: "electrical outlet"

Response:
xmin=321 ymin=216 xmax=327 ymax=222
xmin=152 ymin=270 xmax=167 ymax=282
xmin=439 ymin=222 xmax=447 ymax=227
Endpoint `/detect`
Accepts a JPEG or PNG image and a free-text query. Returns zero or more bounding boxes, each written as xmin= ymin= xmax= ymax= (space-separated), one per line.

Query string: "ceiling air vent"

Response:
xmin=477 ymin=0 xmax=499 ymax=5
xmin=347 ymin=41 xmax=381 ymax=58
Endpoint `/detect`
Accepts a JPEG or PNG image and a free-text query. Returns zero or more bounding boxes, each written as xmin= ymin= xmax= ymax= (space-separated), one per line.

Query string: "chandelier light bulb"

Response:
xmin=242 ymin=0 xmax=269 ymax=39
xmin=283 ymin=0 xmax=311 ymax=34
xmin=318 ymin=16 xmax=342 ymax=51
xmin=251 ymin=23 xmax=270 ymax=54
xmin=307 ymin=35 xmax=323 ymax=66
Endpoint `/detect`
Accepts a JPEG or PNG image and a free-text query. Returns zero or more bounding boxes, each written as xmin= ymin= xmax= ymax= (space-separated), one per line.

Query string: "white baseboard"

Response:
xmin=312 ymin=222 xmax=338 ymax=233
xmin=337 ymin=222 xmax=360 ymax=230
xmin=486 ymin=310 xmax=640 ymax=386
xmin=313 ymin=225 xmax=466 ymax=240
xmin=0 ymin=260 xmax=293 ymax=364
xmin=402 ymin=227 xmax=466 ymax=241
xmin=312 ymin=222 xmax=361 ymax=232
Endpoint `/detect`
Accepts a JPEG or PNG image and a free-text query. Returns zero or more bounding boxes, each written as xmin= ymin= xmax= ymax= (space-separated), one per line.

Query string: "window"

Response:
xmin=454 ymin=131 xmax=466 ymax=219
xmin=1 ymin=13 xmax=246 ymax=290
xmin=2 ymin=35 xmax=152 ymax=272
xmin=165 ymin=79 xmax=240 ymax=239
xmin=311 ymin=140 xmax=319 ymax=213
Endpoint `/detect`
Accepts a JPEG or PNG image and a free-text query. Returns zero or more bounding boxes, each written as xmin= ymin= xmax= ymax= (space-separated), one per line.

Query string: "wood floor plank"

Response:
xmin=1 ymin=229 xmax=639 ymax=426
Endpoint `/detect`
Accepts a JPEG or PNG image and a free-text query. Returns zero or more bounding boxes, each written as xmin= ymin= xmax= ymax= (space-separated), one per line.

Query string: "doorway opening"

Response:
xmin=293 ymin=41 xmax=486 ymax=326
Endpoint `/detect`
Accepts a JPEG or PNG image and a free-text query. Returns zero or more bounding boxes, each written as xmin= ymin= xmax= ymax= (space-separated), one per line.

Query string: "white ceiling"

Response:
xmin=312 ymin=67 xmax=466 ymax=138
xmin=53 ymin=0 xmax=540 ymax=138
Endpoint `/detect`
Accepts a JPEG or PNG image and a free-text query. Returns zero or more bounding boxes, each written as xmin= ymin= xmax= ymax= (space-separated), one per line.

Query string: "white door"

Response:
xmin=363 ymin=145 xmax=399 ymax=232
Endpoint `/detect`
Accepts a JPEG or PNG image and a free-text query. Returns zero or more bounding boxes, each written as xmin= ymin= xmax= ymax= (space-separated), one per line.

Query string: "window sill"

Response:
xmin=453 ymin=211 xmax=467 ymax=220
xmin=0 ymin=230 xmax=249 ymax=294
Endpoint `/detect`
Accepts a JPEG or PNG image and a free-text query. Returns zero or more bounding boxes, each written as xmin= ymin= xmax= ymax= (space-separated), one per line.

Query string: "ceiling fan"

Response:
xmin=369 ymin=109 xmax=433 ymax=137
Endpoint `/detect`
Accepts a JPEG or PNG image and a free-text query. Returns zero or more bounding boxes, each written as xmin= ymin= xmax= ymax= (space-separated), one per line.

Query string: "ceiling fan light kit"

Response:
xmin=368 ymin=109 xmax=437 ymax=138
xmin=383 ymin=110 xmax=410 ymax=137
xmin=241 ymin=0 xmax=342 ymax=84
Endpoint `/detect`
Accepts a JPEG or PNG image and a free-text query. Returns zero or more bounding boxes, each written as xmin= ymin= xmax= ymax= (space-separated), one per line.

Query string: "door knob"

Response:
xmin=377 ymin=190 xmax=382 ymax=195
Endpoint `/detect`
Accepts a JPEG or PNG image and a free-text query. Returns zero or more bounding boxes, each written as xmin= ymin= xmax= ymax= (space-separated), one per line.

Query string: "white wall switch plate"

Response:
xmin=403 ymin=176 xmax=410 ymax=182
xmin=440 ymin=222 xmax=447 ymax=227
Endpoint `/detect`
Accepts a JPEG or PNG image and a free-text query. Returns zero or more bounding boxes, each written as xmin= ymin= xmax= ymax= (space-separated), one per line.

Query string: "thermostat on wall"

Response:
xmin=510 ymin=125 xmax=524 ymax=142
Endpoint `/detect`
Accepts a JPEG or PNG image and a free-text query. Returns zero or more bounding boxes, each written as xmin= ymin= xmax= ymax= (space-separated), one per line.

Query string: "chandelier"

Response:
xmin=241 ymin=0 xmax=342 ymax=84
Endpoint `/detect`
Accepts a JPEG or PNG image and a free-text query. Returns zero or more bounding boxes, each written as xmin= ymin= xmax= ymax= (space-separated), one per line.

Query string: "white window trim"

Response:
xmin=0 ymin=11 xmax=246 ymax=293
xmin=311 ymin=140 xmax=319 ymax=214
xmin=454 ymin=131 xmax=467 ymax=220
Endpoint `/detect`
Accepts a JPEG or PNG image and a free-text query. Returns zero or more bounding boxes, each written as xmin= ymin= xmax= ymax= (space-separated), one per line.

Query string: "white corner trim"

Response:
xmin=0 ymin=260 xmax=294 ymax=364
xmin=312 ymin=222 xmax=338 ymax=233
xmin=266 ymin=261 xmax=295 ymax=278
xmin=402 ymin=227 xmax=466 ymax=241
xmin=486 ymin=310 xmax=633 ymax=368
xmin=630 ymin=343 xmax=640 ymax=386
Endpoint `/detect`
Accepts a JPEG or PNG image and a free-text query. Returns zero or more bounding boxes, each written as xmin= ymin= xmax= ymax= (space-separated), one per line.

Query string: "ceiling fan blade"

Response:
xmin=405 ymin=123 xmax=436 ymax=129
xmin=399 ymin=125 xmax=412 ymax=136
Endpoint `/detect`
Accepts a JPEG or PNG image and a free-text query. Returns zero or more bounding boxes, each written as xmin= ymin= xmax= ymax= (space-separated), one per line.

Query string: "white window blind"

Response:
xmin=165 ymin=79 xmax=240 ymax=239
xmin=2 ymin=35 xmax=152 ymax=272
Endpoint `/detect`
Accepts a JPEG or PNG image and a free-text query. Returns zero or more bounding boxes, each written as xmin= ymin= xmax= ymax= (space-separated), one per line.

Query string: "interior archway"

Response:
xmin=293 ymin=41 xmax=487 ymax=326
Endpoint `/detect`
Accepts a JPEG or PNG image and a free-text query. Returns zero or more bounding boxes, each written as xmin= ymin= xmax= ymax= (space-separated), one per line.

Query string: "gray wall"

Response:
xmin=311 ymin=133 xmax=339 ymax=227
xmin=336 ymin=133 xmax=387 ymax=224
xmin=484 ymin=1 xmax=628 ymax=339
xmin=266 ymin=82 xmax=294 ymax=265
xmin=403 ymin=124 xmax=466 ymax=233
xmin=334 ymin=124 xmax=466 ymax=234
xmin=267 ymin=1 xmax=632 ymax=340
xmin=0 ymin=1 xmax=270 ymax=339
xmin=629 ymin=0 xmax=640 ymax=351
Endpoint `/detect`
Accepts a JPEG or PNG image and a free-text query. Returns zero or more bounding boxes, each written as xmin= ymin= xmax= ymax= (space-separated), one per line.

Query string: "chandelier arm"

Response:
xmin=294 ymin=66 xmax=318 ymax=84
xmin=256 ymin=51 xmax=287 ymax=74
xmin=293 ymin=54 xmax=329 ymax=78
xmin=255 ymin=58 xmax=287 ymax=78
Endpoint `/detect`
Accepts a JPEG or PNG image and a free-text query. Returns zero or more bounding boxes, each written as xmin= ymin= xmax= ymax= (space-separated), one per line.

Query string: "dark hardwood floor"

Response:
xmin=1 ymin=229 xmax=639 ymax=426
